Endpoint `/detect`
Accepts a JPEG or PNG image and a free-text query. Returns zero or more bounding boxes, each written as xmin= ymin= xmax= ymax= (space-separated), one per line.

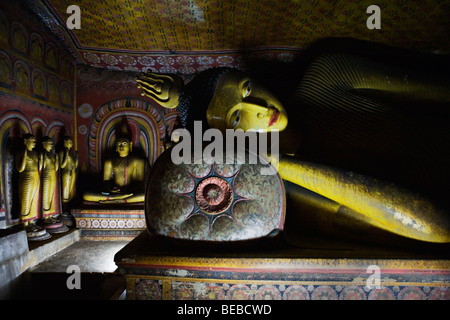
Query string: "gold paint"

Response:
xmin=207 ymin=71 xmax=288 ymax=132
xmin=15 ymin=134 xmax=42 ymax=226
xmin=83 ymin=137 xmax=146 ymax=203
xmin=117 ymin=255 xmax=450 ymax=272
xmin=277 ymin=156 xmax=450 ymax=243
xmin=58 ymin=136 xmax=78 ymax=203
xmin=162 ymin=280 xmax=172 ymax=300
xmin=136 ymin=72 xmax=182 ymax=109
xmin=41 ymin=136 xmax=59 ymax=218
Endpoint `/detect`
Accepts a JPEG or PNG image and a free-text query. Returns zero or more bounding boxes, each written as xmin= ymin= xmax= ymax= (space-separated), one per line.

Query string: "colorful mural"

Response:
xmin=79 ymin=49 xmax=299 ymax=74
xmin=130 ymin=279 xmax=450 ymax=300
xmin=0 ymin=93 xmax=73 ymax=228
xmin=34 ymin=0 xmax=450 ymax=53
xmin=26 ymin=0 xmax=450 ymax=74
xmin=72 ymin=207 xmax=146 ymax=240
xmin=0 ymin=1 xmax=75 ymax=228
xmin=0 ymin=4 xmax=75 ymax=111
xmin=76 ymin=66 xmax=178 ymax=175
xmin=116 ymin=233 xmax=450 ymax=300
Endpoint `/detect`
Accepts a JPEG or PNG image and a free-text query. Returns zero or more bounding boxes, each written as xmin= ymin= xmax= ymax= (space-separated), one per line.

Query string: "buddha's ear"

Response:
xmin=129 ymin=141 xmax=133 ymax=152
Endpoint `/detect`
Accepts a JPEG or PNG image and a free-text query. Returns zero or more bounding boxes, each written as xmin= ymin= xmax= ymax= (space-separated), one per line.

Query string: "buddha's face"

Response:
xmin=24 ymin=136 xmax=36 ymax=150
xmin=116 ymin=138 xmax=132 ymax=158
xmin=206 ymin=71 xmax=288 ymax=132
xmin=43 ymin=140 xmax=53 ymax=152
xmin=64 ymin=138 xmax=73 ymax=149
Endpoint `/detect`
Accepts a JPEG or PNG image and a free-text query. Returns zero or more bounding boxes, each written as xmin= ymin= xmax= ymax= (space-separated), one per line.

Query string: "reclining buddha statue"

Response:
xmin=137 ymin=40 xmax=450 ymax=244
xmin=83 ymin=134 xmax=147 ymax=204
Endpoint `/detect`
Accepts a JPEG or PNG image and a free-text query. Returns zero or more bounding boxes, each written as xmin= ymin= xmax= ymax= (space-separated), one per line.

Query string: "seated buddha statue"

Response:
xmin=83 ymin=136 xmax=146 ymax=204
xmin=137 ymin=40 xmax=450 ymax=244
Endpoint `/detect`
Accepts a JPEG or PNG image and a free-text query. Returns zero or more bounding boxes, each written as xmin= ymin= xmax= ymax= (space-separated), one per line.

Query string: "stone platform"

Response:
xmin=72 ymin=203 xmax=146 ymax=240
xmin=0 ymin=227 xmax=80 ymax=298
xmin=115 ymin=231 xmax=450 ymax=300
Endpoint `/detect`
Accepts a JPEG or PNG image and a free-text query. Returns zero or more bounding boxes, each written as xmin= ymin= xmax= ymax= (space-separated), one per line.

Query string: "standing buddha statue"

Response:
xmin=15 ymin=133 xmax=50 ymax=241
xmin=41 ymin=136 xmax=68 ymax=233
xmin=58 ymin=136 xmax=78 ymax=225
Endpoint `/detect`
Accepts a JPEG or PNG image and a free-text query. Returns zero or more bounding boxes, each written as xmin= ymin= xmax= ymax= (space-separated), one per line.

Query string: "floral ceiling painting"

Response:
xmin=27 ymin=0 xmax=450 ymax=74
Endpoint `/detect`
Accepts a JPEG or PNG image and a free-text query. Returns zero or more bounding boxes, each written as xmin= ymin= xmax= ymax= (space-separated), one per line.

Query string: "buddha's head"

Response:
xmin=181 ymin=68 xmax=288 ymax=133
xmin=23 ymin=133 xmax=36 ymax=151
xmin=115 ymin=137 xmax=132 ymax=158
xmin=207 ymin=71 xmax=288 ymax=132
xmin=42 ymin=136 xmax=54 ymax=152
xmin=63 ymin=136 xmax=73 ymax=149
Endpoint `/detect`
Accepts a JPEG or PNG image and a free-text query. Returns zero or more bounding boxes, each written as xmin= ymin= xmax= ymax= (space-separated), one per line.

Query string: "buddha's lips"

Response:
xmin=269 ymin=109 xmax=280 ymax=127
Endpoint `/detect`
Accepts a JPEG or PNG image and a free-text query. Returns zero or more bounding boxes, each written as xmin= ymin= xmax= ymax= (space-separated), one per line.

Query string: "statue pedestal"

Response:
xmin=44 ymin=219 xmax=69 ymax=234
xmin=72 ymin=203 xmax=146 ymax=240
xmin=115 ymin=231 xmax=450 ymax=300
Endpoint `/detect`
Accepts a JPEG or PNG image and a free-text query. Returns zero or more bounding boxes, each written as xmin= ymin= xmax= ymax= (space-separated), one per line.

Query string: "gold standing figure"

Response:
xmin=15 ymin=134 xmax=46 ymax=237
xmin=59 ymin=136 xmax=78 ymax=204
xmin=41 ymin=136 xmax=59 ymax=223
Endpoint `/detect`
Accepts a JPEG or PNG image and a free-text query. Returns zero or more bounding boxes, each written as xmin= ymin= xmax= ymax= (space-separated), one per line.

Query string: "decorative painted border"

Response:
xmin=117 ymin=248 xmax=450 ymax=300
xmin=75 ymin=218 xmax=146 ymax=230
xmin=72 ymin=207 xmax=146 ymax=240
xmin=124 ymin=275 xmax=450 ymax=300
xmin=79 ymin=49 xmax=302 ymax=74
xmin=116 ymin=255 xmax=450 ymax=274
xmin=77 ymin=229 xmax=144 ymax=241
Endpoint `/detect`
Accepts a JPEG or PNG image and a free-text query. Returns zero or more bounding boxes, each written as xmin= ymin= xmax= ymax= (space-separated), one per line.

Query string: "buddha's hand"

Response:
xmin=136 ymin=73 xmax=162 ymax=95
xmin=135 ymin=72 xmax=182 ymax=109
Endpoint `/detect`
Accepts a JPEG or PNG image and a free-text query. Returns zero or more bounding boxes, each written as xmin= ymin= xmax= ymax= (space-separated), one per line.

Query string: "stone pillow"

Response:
xmin=145 ymin=147 xmax=285 ymax=242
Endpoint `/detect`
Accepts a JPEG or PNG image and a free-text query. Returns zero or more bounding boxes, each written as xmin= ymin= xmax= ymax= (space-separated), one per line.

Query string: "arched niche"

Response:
xmin=10 ymin=22 xmax=28 ymax=54
xmin=0 ymin=108 xmax=70 ymax=227
xmin=13 ymin=60 xmax=30 ymax=92
xmin=30 ymin=33 xmax=44 ymax=63
xmin=32 ymin=68 xmax=46 ymax=98
xmin=0 ymin=51 xmax=12 ymax=87
xmin=86 ymin=97 xmax=167 ymax=173
xmin=0 ymin=111 xmax=32 ymax=227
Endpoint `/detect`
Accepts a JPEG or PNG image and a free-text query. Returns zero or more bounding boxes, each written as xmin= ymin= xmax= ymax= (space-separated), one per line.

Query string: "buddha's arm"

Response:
xmin=59 ymin=150 xmax=68 ymax=169
xmin=42 ymin=152 xmax=48 ymax=170
xmin=102 ymin=160 xmax=115 ymax=192
xmin=276 ymin=155 xmax=450 ymax=243
xmin=133 ymin=159 xmax=145 ymax=182
xmin=15 ymin=149 xmax=27 ymax=173
xmin=39 ymin=153 xmax=43 ymax=171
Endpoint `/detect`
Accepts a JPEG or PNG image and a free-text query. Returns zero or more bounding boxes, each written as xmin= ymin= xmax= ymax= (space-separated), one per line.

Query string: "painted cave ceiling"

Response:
xmin=27 ymin=0 xmax=450 ymax=74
